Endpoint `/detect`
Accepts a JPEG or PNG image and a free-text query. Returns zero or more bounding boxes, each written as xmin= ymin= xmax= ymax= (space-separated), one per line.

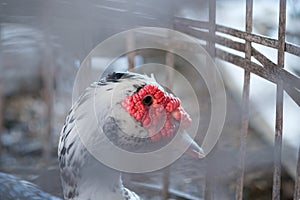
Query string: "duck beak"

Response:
xmin=177 ymin=131 xmax=205 ymax=159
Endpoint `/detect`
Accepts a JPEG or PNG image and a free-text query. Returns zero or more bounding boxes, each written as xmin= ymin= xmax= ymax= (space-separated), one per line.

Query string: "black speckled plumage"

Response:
xmin=58 ymin=72 xmax=148 ymax=200
xmin=0 ymin=72 xmax=203 ymax=200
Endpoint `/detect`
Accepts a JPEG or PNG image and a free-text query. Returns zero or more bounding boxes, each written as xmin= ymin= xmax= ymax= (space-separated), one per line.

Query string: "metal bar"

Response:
xmin=174 ymin=18 xmax=300 ymax=57
xmin=175 ymin=18 xmax=278 ymax=48
xmin=215 ymin=24 xmax=248 ymax=39
xmin=176 ymin=24 xmax=246 ymax=53
xmin=251 ymin=47 xmax=300 ymax=106
xmin=251 ymin=47 xmax=277 ymax=70
xmin=272 ymin=0 xmax=286 ymax=199
xmin=165 ymin=52 xmax=174 ymax=90
xmin=217 ymin=24 xmax=279 ymax=48
xmin=170 ymin=37 xmax=207 ymax=53
xmin=216 ymin=49 xmax=300 ymax=91
xmin=236 ymin=69 xmax=251 ymax=199
xmin=235 ymin=1 xmax=252 ymax=199
xmin=251 ymin=48 xmax=300 ymax=92
xmin=285 ymin=42 xmax=300 ymax=57
xmin=204 ymin=171 xmax=214 ymax=200
xmin=174 ymin=16 xmax=210 ymax=29
xmin=294 ymin=145 xmax=300 ymax=200
xmin=205 ymin=1 xmax=217 ymax=199
xmin=175 ymin=18 xmax=277 ymax=48
xmin=217 ymin=49 xmax=300 ymax=108
xmin=273 ymin=83 xmax=283 ymax=200
xmin=174 ymin=23 xmax=210 ymax=42
xmin=215 ymin=35 xmax=245 ymax=52
xmin=283 ymin=86 xmax=300 ymax=107
xmin=208 ymin=0 xmax=216 ymax=57
xmin=162 ymin=167 xmax=170 ymax=200
xmin=127 ymin=31 xmax=135 ymax=71
xmin=162 ymin=30 xmax=174 ymax=199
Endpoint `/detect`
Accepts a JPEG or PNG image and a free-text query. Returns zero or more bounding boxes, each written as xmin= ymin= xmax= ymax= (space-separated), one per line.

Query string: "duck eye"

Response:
xmin=142 ymin=95 xmax=153 ymax=106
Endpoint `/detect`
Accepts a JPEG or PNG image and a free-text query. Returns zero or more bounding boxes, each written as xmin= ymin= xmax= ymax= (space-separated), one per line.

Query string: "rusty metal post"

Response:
xmin=235 ymin=0 xmax=253 ymax=200
xmin=162 ymin=37 xmax=175 ymax=199
xmin=208 ymin=0 xmax=216 ymax=57
xmin=205 ymin=0 xmax=217 ymax=199
xmin=165 ymin=52 xmax=174 ymax=90
xmin=162 ymin=167 xmax=170 ymax=200
xmin=127 ymin=31 xmax=135 ymax=71
xmin=272 ymin=0 xmax=286 ymax=200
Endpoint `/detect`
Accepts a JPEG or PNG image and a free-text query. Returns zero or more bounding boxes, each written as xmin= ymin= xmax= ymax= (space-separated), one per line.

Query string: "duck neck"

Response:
xmin=75 ymin=157 xmax=124 ymax=200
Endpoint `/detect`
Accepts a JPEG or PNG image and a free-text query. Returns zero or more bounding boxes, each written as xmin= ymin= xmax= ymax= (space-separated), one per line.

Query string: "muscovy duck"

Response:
xmin=0 ymin=72 xmax=205 ymax=200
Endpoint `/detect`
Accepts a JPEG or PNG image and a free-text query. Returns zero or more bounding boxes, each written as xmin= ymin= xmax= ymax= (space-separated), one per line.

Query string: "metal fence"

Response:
xmin=0 ymin=0 xmax=299 ymax=199
xmin=173 ymin=0 xmax=300 ymax=199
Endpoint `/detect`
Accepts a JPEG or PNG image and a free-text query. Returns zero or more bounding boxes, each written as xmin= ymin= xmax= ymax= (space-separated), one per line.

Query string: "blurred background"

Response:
xmin=0 ymin=0 xmax=299 ymax=199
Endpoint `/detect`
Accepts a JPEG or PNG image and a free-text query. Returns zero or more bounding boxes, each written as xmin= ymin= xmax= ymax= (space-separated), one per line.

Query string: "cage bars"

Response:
xmin=172 ymin=0 xmax=300 ymax=199
xmin=204 ymin=0 xmax=217 ymax=199
xmin=175 ymin=16 xmax=300 ymax=58
xmin=162 ymin=31 xmax=175 ymax=199
xmin=235 ymin=0 xmax=253 ymax=199
xmin=162 ymin=167 xmax=170 ymax=200
xmin=127 ymin=31 xmax=135 ymax=71
xmin=208 ymin=0 xmax=216 ymax=57
xmin=174 ymin=22 xmax=300 ymax=107
xmin=272 ymin=0 xmax=286 ymax=199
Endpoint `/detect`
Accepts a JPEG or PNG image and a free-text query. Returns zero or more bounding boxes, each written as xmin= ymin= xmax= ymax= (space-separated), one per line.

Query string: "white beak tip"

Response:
xmin=189 ymin=148 xmax=206 ymax=159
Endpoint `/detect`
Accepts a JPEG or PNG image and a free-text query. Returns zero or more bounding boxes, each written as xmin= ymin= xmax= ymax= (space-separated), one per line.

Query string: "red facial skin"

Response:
xmin=121 ymin=84 xmax=192 ymax=142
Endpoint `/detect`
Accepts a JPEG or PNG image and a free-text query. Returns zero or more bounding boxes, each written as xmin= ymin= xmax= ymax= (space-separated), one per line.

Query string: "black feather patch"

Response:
xmin=133 ymin=83 xmax=146 ymax=94
xmin=105 ymin=72 xmax=134 ymax=83
xmin=106 ymin=72 xmax=125 ymax=82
